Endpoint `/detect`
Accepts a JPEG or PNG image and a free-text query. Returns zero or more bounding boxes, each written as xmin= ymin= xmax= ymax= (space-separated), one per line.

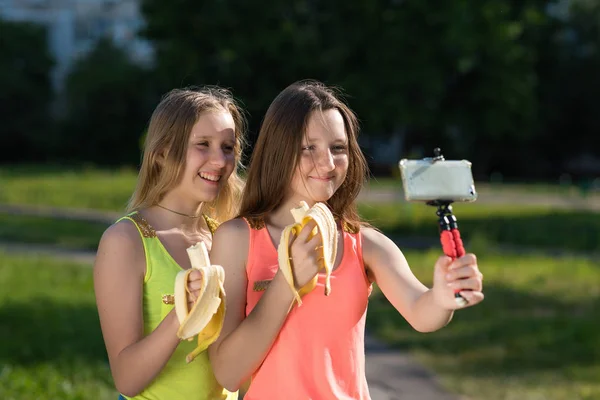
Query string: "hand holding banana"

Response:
xmin=277 ymin=201 xmax=338 ymax=306
xmin=184 ymin=269 xmax=203 ymax=308
xmin=173 ymin=242 xmax=226 ymax=363
xmin=431 ymin=253 xmax=484 ymax=310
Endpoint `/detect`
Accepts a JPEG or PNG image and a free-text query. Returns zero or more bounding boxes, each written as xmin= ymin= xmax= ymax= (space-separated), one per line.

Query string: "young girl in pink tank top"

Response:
xmin=208 ymin=80 xmax=485 ymax=399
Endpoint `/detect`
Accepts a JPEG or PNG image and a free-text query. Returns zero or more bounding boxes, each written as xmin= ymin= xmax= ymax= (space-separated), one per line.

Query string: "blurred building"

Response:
xmin=0 ymin=0 xmax=153 ymax=92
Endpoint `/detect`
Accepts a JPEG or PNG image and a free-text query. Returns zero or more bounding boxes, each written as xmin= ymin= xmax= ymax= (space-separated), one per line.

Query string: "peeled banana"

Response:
xmin=174 ymin=241 xmax=226 ymax=363
xmin=277 ymin=201 xmax=338 ymax=306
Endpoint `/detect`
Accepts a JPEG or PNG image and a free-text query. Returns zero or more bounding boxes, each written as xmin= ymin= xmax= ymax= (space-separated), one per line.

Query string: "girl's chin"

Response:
xmin=302 ymin=195 xmax=335 ymax=204
xmin=193 ymin=191 xmax=218 ymax=203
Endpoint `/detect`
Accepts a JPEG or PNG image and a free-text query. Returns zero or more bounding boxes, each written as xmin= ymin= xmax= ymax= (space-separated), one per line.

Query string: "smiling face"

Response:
xmin=288 ymin=109 xmax=349 ymax=205
xmin=171 ymin=110 xmax=237 ymax=204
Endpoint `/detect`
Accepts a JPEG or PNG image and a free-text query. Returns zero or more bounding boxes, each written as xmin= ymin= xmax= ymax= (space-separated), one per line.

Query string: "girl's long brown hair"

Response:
xmin=127 ymin=87 xmax=247 ymax=222
xmin=239 ymin=80 xmax=368 ymax=231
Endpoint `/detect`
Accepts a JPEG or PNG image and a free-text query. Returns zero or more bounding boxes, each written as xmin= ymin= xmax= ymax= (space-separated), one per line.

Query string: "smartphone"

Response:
xmin=398 ymin=158 xmax=477 ymax=203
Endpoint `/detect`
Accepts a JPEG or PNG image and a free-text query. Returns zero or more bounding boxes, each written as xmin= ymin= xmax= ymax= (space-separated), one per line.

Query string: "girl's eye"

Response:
xmin=332 ymin=145 xmax=347 ymax=153
xmin=301 ymin=145 xmax=315 ymax=151
xmin=223 ymin=145 xmax=235 ymax=154
xmin=197 ymin=141 xmax=209 ymax=147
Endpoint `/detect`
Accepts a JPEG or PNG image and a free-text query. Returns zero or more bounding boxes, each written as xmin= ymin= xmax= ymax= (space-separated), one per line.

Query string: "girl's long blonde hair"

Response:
xmin=127 ymin=87 xmax=247 ymax=222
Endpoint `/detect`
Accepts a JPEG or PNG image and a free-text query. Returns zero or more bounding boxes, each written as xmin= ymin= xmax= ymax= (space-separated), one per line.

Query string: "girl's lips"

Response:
xmin=199 ymin=171 xmax=221 ymax=182
xmin=198 ymin=173 xmax=220 ymax=185
xmin=309 ymin=176 xmax=334 ymax=181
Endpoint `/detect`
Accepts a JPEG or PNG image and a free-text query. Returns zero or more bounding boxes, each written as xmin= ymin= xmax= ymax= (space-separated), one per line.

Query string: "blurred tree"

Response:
xmin=0 ymin=19 xmax=53 ymax=163
xmin=536 ymin=0 xmax=600 ymax=178
xmin=58 ymin=39 xmax=159 ymax=166
xmin=140 ymin=0 xmax=335 ymax=146
xmin=316 ymin=0 xmax=548 ymax=176
xmin=140 ymin=0 xmax=572 ymax=177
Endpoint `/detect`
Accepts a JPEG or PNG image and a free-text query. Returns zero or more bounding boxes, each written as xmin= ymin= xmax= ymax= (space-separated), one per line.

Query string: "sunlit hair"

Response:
xmin=127 ymin=86 xmax=247 ymax=222
xmin=239 ymin=80 xmax=368 ymax=231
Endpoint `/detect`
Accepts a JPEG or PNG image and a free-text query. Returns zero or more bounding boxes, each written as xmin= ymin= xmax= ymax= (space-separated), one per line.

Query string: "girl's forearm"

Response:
xmin=111 ymin=310 xmax=181 ymax=397
xmin=211 ymin=270 xmax=295 ymax=391
xmin=409 ymin=289 xmax=453 ymax=333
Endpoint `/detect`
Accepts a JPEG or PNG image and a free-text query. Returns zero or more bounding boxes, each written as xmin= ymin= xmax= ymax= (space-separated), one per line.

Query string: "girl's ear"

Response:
xmin=156 ymin=147 xmax=169 ymax=166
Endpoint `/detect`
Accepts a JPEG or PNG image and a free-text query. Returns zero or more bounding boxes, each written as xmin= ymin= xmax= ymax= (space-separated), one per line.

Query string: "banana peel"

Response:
xmin=174 ymin=241 xmax=226 ymax=363
xmin=277 ymin=201 xmax=338 ymax=306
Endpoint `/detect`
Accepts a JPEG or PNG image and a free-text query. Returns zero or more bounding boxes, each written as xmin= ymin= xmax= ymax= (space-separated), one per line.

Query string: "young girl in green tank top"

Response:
xmin=93 ymin=87 xmax=247 ymax=400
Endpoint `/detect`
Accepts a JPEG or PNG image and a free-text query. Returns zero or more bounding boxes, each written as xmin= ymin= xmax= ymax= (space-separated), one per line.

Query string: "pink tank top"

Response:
xmin=243 ymin=219 xmax=372 ymax=400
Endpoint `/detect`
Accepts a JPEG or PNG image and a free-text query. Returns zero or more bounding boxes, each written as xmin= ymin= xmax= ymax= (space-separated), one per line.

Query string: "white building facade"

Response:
xmin=0 ymin=0 xmax=154 ymax=91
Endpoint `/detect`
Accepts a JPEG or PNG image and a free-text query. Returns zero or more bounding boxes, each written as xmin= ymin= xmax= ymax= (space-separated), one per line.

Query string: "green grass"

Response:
xmin=0 ymin=166 xmax=136 ymax=211
xmin=2 ymin=248 xmax=597 ymax=400
xmin=366 ymin=249 xmax=600 ymax=400
xmin=1 ymin=217 xmax=598 ymax=400
xmin=0 ymin=213 xmax=108 ymax=250
xmin=359 ymin=202 xmax=600 ymax=253
xmin=3 ymin=165 xmax=598 ymax=399
xmin=0 ymin=252 xmax=117 ymax=399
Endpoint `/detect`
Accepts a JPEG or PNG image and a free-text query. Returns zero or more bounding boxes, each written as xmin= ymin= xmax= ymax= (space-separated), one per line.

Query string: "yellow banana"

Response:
xmin=174 ymin=241 xmax=226 ymax=363
xmin=277 ymin=201 xmax=338 ymax=306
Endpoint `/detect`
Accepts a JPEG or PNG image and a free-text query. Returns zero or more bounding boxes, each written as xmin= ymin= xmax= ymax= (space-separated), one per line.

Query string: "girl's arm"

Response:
xmin=208 ymin=218 xmax=321 ymax=391
xmin=361 ymin=228 xmax=484 ymax=333
xmin=94 ymin=221 xmax=182 ymax=397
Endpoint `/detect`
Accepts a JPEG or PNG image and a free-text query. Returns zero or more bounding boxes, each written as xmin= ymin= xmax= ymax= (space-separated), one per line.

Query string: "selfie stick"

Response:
xmin=426 ymin=148 xmax=468 ymax=307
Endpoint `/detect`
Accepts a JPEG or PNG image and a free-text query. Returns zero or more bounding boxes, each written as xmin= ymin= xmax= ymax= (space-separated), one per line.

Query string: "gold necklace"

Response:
xmin=156 ymin=204 xmax=203 ymax=218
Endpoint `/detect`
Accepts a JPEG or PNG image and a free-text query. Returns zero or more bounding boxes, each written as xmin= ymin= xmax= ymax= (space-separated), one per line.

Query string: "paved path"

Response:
xmin=0 ymin=203 xmax=120 ymax=224
xmin=0 ymin=240 xmax=98 ymax=264
xmin=365 ymin=335 xmax=458 ymax=400
xmin=358 ymin=185 xmax=600 ymax=210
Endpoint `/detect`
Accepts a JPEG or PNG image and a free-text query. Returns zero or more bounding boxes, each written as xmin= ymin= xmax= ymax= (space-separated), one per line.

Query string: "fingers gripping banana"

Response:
xmin=174 ymin=241 xmax=226 ymax=363
xmin=277 ymin=201 xmax=338 ymax=306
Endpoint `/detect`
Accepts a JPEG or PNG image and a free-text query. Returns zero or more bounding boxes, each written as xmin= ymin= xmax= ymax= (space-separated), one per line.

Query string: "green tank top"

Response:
xmin=117 ymin=212 xmax=236 ymax=400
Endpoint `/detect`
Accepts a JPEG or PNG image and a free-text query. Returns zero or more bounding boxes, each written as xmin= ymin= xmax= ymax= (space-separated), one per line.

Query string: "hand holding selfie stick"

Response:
xmin=432 ymin=201 xmax=468 ymax=307
xmin=399 ymin=148 xmax=477 ymax=307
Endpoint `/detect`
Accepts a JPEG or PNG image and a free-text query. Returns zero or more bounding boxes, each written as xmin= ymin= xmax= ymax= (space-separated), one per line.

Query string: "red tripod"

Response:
xmin=432 ymin=202 xmax=468 ymax=307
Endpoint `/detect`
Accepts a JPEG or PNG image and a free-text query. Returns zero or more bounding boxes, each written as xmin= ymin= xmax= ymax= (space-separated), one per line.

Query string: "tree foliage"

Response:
xmin=141 ymin=0 xmax=553 ymax=176
xmin=0 ymin=19 xmax=53 ymax=162
xmin=58 ymin=39 xmax=159 ymax=166
xmin=4 ymin=1 xmax=600 ymax=179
